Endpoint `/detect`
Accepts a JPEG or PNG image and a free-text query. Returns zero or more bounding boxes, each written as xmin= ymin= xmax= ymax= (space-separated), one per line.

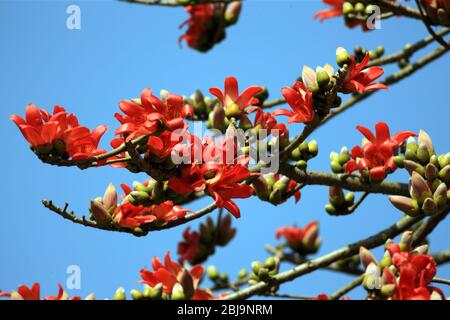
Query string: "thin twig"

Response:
xmin=414 ymin=0 xmax=450 ymax=50
xmin=431 ymin=277 xmax=450 ymax=286
xmin=329 ymin=274 xmax=364 ymax=300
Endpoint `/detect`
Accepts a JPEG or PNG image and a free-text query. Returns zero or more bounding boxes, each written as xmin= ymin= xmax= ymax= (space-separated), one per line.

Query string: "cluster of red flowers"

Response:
xmin=0 ymin=283 xmax=93 ymax=300
xmin=10 ymin=104 xmax=107 ymax=160
xmin=139 ymin=252 xmax=212 ymax=300
xmin=273 ymin=48 xmax=386 ymax=125
xmin=345 ymin=122 xmax=416 ymax=181
xmin=360 ymin=232 xmax=445 ymax=300
xmin=179 ymin=2 xmax=242 ymax=52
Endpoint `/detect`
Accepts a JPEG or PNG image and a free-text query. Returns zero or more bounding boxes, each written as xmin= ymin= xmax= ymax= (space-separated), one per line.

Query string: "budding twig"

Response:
xmin=371 ymin=0 xmax=422 ymax=20
xmin=414 ymin=0 xmax=450 ymax=50
xmin=223 ymin=212 xmax=427 ymax=300
xmin=123 ymin=0 xmax=237 ymax=7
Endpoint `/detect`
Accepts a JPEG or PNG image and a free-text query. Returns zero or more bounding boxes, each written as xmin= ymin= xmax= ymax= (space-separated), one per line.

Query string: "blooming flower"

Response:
xmin=246 ymin=106 xmax=288 ymax=137
xmin=340 ymin=51 xmax=388 ymax=94
xmin=345 ymin=122 xmax=416 ymax=181
xmin=209 ymin=76 xmax=262 ymax=118
xmin=64 ymin=125 xmax=108 ymax=160
xmin=112 ymin=201 xmax=189 ymax=229
xmin=273 ymin=82 xmax=315 ymax=124
xmin=114 ymin=88 xmax=190 ymax=142
xmin=139 ymin=252 xmax=212 ymax=300
xmin=275 ymin=221 xmax=320 ymax=254
xmin=11 ymin=104 xmax=107 ymax=160
xmin=0 ymin=283 xmax=90 ymax=300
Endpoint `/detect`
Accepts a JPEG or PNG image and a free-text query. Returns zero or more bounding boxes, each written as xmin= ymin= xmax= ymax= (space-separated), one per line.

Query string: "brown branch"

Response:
xmin=329 ymin=274 xmax=364 ymax=300
xmin=372 ymin=0 xmax=422 ymax=20
xmin=412 ymin=207 xmax=450 ymax=247
xmin=123 ymin=0 xmax=235 ymax=7
xmin=414 ymin=0 xmax=450 ymax=50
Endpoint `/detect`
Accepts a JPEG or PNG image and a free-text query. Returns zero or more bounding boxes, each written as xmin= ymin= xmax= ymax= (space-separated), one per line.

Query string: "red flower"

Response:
xmin=139 ymin=252 xmax=212 ymax=300
xmin=0 ymin=283 xmax=40 ymax=300
xmin=313 ymin=0 xmax=344 ymax=22
xmin=345 ymin=122 xmax=416 ymax=181
xmin=178 ymin=227 xmax=201 ymax=264
xmin=113 ymin=201 xmax=189 ymax=229
xmin=209 ymin=76 xmax=262 ymax=117
xmin=64 ymin=125 xmax=108 ymax=160
xmin=0 ymin=283 xmax=84 ymax=300
xmin=115 ymin=88 xmax=190 ymax=142
xmin=146 ymin=128 xmax=187 ymax=162
xmin=275 ymin=221 xmax=320 ymax=254
xmin=273 ymin=82 xmax=315 ymax=124
xmin=179 ymin=4 xmax=215 ymax=51
xmin=341 ymin=52 xmax=388 ymax=94
xmin=246 ymin=106 xmax=288 ymax=137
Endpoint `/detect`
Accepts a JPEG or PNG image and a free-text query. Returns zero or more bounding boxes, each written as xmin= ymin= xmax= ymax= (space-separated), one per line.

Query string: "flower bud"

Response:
xmin=359 ymin=247 xmax=378 ymax=269
xmin=130 ymin=289 xmax=143 ymax=300
xmin=403 ymin=160 xmax=425 ymax=176
xmin=238 ymin=268 xmax=248 ymax=279
xmin=225 ymin=1 xmax=242 ymax=25
xmin=329 ymin=186 xmax=346 ymax=207
xmin=345 ymin=192 xmax=355 ymax=205
xmin=331 ymin=161 xmax=343 ymax=173
xmin=252 ymin=176 xmax=270 ymax=201
xmin=308 ymin=140 xmax=319 ymax=157
xmin=342 ymin=2 xmax=354 ymax=15
xmin=171 ymin=283 xmax=185 ymax=300
xmin=418 ymin=130 xmax=434 ymax=156
xmin=438 ymin=165 xmax=450 ymax=183
xmin=412 ymin=244 xmax=429 ymax=255
xmin=425 ymin=163 xmax=439 ymax=181
xmin=422 ymin=198 xmax=438 ymax=216
xmin=257 ymin=268 xmax=271 ymax=282
xmin=380 ymin=284 xmax=395 ymax=298
xmin=239 ymin=115 xmax=253 ymax=131
xmin=325 ymin=203 xmax=337 ymax=215
xmin=336 ymin=47 xmax=351 ymax=67
xmin=290 ymin=147 xmax=302 ymax=160
xmin=417 ymin=143 xmax=430 ymax=164
xmin=90 ymin=200 xmax=112 ymax=226
xmin=207 ymin=265 xmax=220 ymax=281
xmin=433 ymin=183 xmax=448 ymax=209
xmin=316 ymin=67 xmax=330 ymax=88
xmin=211 ymin=105 xmax=226 ymax=131
xmin=410 ymin=172 xmax=432 ymax=204
xmin=388 ymin=196 xmax=419 ymax=216
xmin=112 ymin=287 xmax=126 ymax=300
xmin=376 ymin=45 xmax=385 ymax=57
xmin=379 ymin=254 xmax=392 ymax=269
xmin=399 ymin=231 xmax=413 ymax=251
xmin=264 ymin=257 xmax=277 ymax=270
xmin=296 ymin=160 xmax=308 ymax=171
xmin=252 ymin=261 xmax=263 ymax=275
xmin=438 ymin=153 xmax=450 ymax=168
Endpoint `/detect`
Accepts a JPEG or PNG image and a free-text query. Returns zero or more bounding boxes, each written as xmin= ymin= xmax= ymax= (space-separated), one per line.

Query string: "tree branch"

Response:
xmin=329 ymin=274 xmax=364 ymax=300
xmin=223 ymin=212 xmax=426 ymax=300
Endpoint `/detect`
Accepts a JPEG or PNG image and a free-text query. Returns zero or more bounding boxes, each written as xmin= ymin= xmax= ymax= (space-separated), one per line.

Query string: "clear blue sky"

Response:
xmin=0 ymin=0 xmax=448 ymax=299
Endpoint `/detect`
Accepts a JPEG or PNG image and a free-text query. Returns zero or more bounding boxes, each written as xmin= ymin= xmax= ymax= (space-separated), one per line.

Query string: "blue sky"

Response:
xmin=0 ymin=0 xmax=449 ymax=299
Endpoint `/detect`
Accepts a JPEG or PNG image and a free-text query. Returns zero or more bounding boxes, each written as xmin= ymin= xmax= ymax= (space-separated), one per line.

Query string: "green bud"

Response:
xmin=238 ymin=268 xmax=248 ymax=279
xmin=225 ymin=103 xmax=242 ymax=119
xmin=257 ymin=268 xmax=271 ymax=282
xmin=379 ymin=256 xmax=392 ymax=269
xmin=438 ymin=165 xmax=450 ymax=184
xmin=308 ymin=140 xmax=319 ymax=157
xmin=207 ymin=266 xmax=220 ymax=280
xmin=422 ymin=198 xmax=438 ymax=216
xmin=130 ymin=289 xmax=143 ymax=300
xmin=316 ymin=68 xmax=330 ymax=88
xmin=375 ymin=45 xmax=385 ymax=57
xmin=325 ymin=203 xmax=338 ymax=215
xmin=298 ymin=141 xmax=309 ymax=154
xmin=354 ymin=2 xmax=365 ymax=13
xmin=345 ymin=192 xmax=355 ymax=205
xmin=290 ymin=148 xmax=302 ymax=160
xmin=342 ymin=2 xmax=354 ymax=15
xmin=239 ymin=115 xmax=253 ymax=131
xmin=438 ymin=153 xmax=450 ymax=168
xmin=380 ymin=284 xmax=395 ymax=298
xmin=331 ymin=160 xmax=343 ymax=173
xmin=295 ymin=160 xmax=307 ymax=171
xmin=130 ymin=191 xmax=150 ymax=204
xmin=251 ymin=261 xmax=263 ymax=274
xmin=112 ymin=287 xmax=126 ymax=300
xmin=338 ymin=152 xmax=350 ymax=165
xmin=430 ymin=154 xmax=439 ymax=168
xmin=417 ymin=143 xmax=430 ymax=164
xmin=264 ymin=257 xmax=277 ymax=270
xmin=425 ymin=163 xmax=439 ymax=181
xmin=273 ymin=179 xmax=289 ymax=193
xmin=171 ymin=284 xmax=185 ymax=300
xmin=433 ymin=183 xmax=448 ymax=209
xmin=336 ymin=47 xmax=351 ymax=67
